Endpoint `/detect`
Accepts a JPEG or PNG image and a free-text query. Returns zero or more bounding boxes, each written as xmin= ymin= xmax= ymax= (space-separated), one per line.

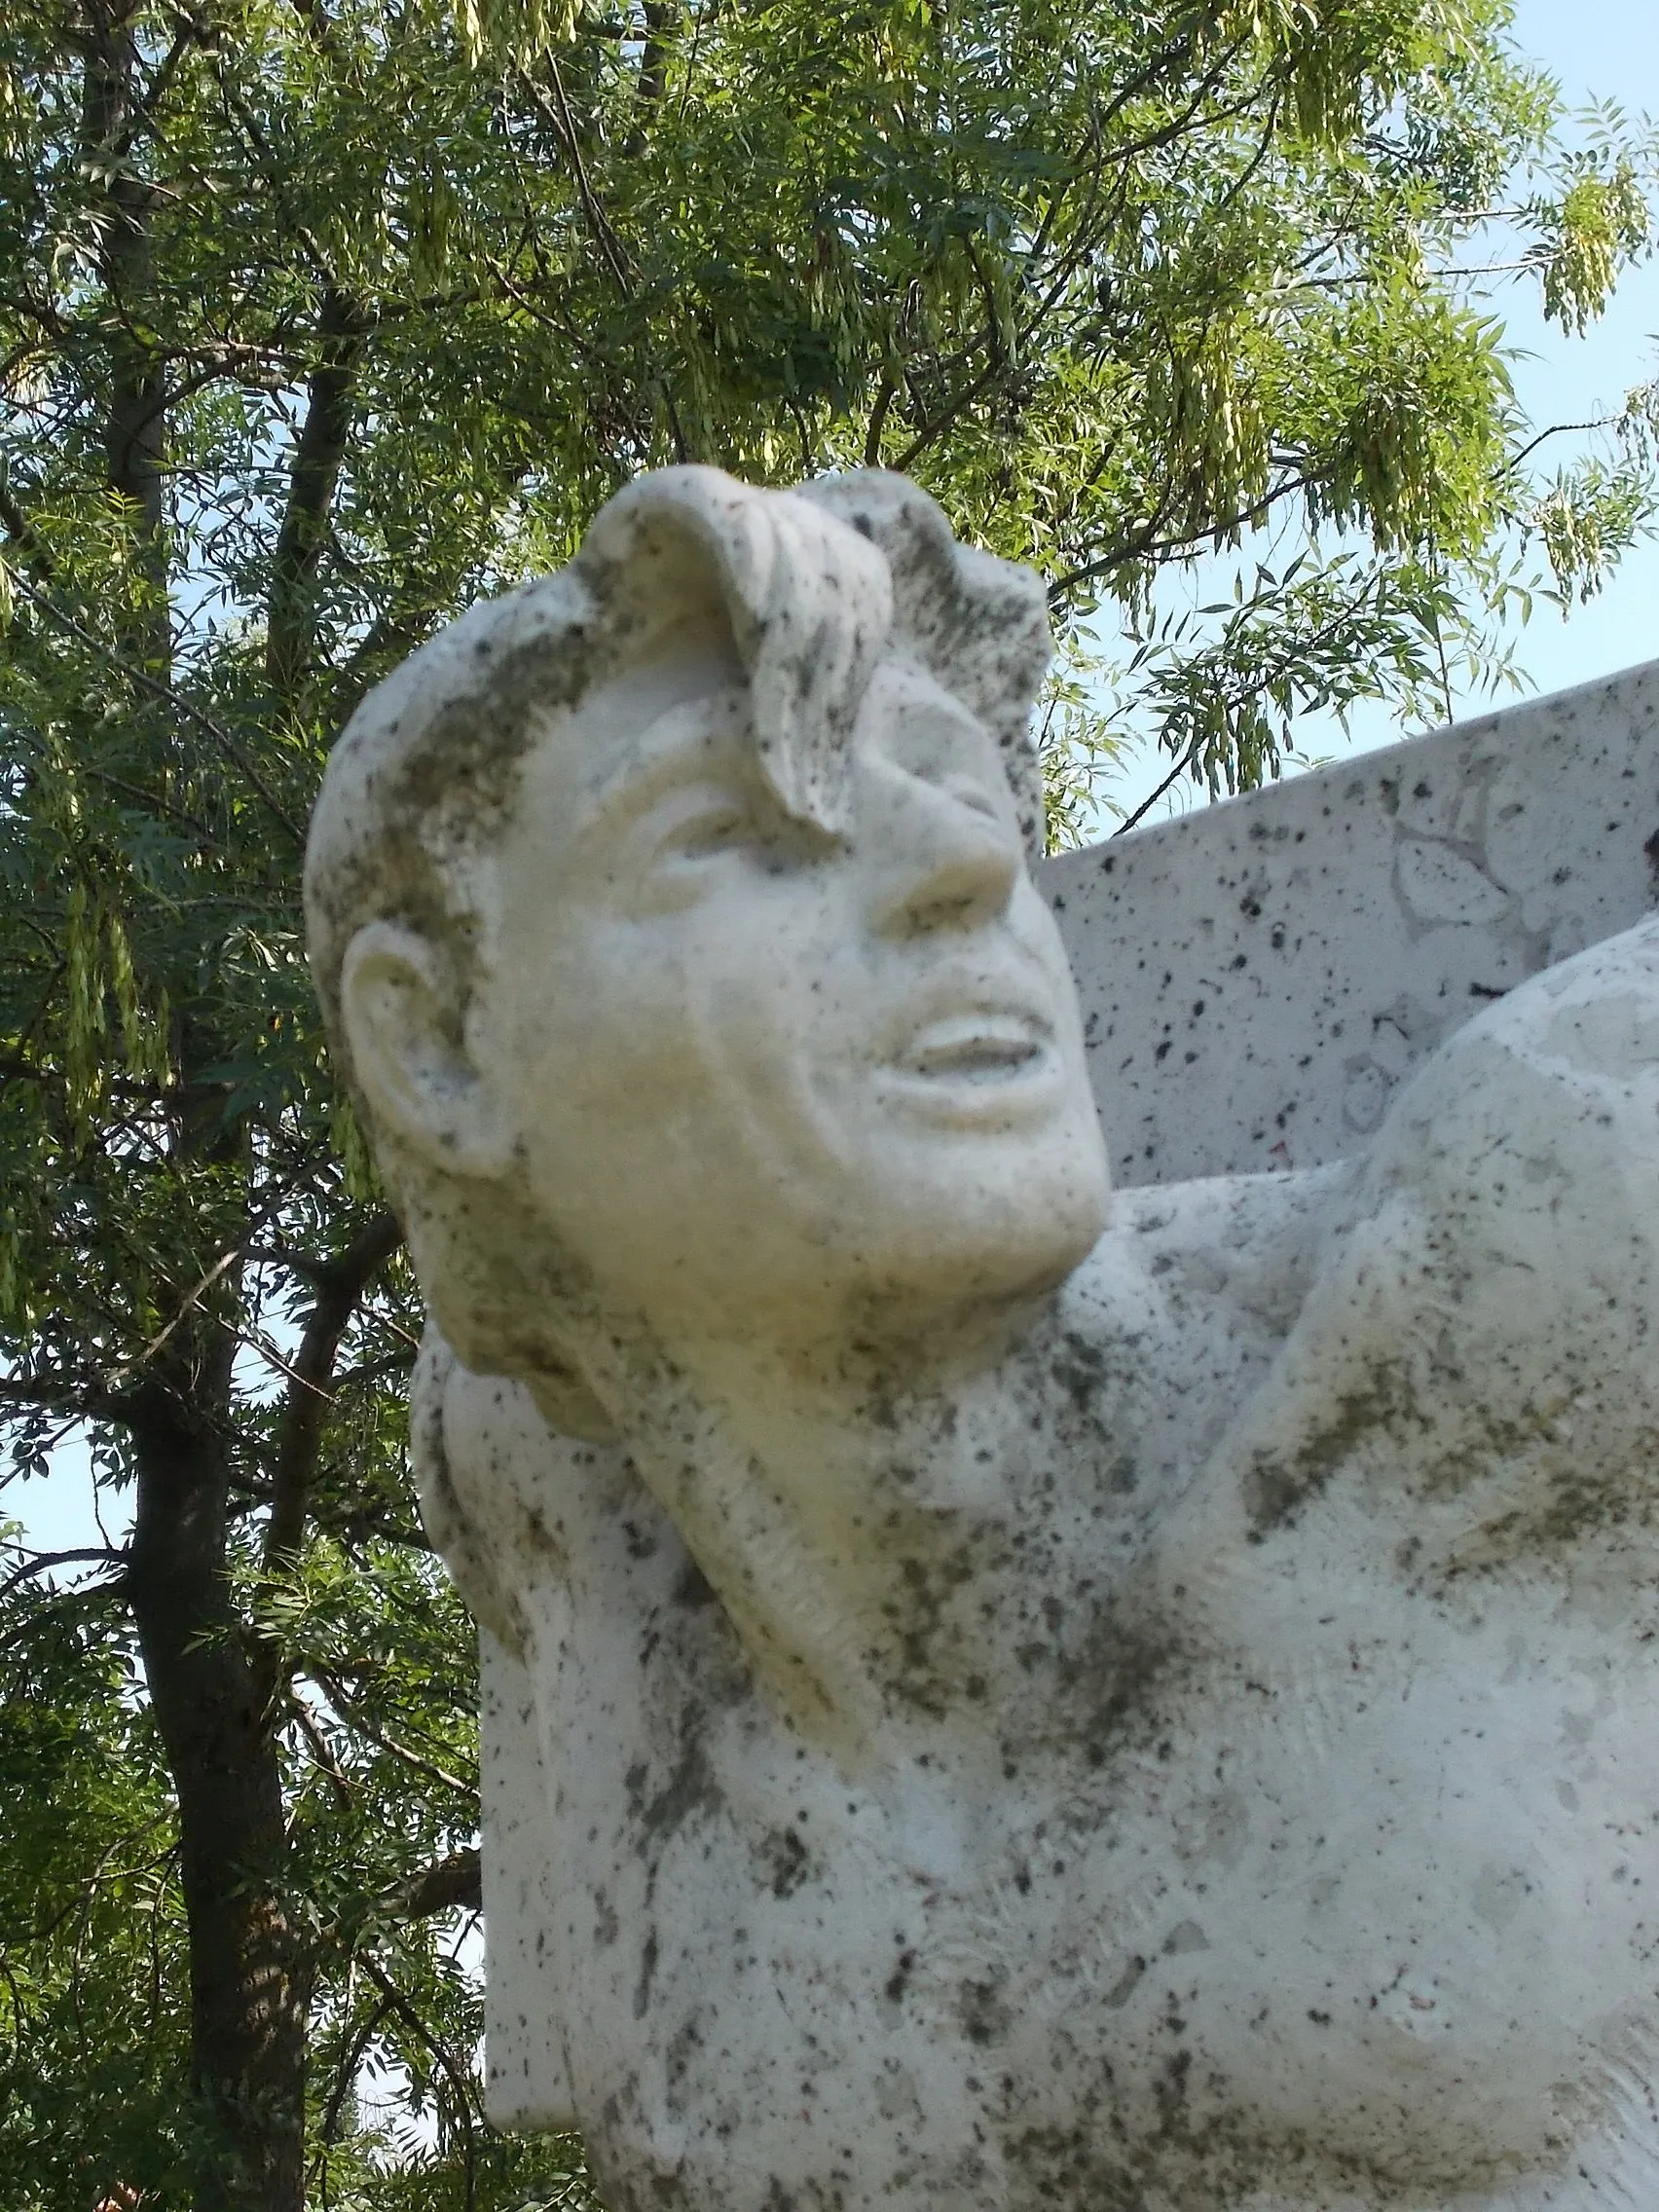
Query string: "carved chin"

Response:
xmin=842 ymin=1158 xmax=1111 ymax=1320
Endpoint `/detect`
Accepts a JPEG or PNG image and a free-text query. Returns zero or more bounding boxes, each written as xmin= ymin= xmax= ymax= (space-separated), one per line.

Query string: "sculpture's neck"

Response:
xmin=608 ymin=1309 xmax=1056 ymax=1773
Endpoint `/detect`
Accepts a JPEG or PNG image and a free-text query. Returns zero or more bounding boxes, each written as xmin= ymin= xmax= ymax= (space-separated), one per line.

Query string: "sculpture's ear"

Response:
xmin=339 ymin=920 xmax=513 ymax=1180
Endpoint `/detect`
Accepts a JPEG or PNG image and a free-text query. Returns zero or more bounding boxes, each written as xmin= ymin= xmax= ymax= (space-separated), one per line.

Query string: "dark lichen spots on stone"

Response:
xmin=1106 ymin=1451 xmax=1141 ymax=1503
xmin=635 ymin=1732 xmax=720 ymax=1847
xmin=592 ymin=1885 xmax=620 ymax=1947
xmin=664 ymin=2009 xmax=705 ymax=2099
xmin=623 ymin=1518 xmax=658 ymax=1561
xmin=1051 ymin=1329 xmax=1108 ymax=1417
xmin=1056 ymin=1599 xmax=1184 ymax=1769
xmin=1243 ymin=1360 xmax=1420 ymax=1534
xmin=958 ymin=1973 xmax=1013 ymax=2046
xmin=884 ymin=1947 xmax=917 ymax=2003
xmin=1495 ymin=1454 xmax=1641 ymax=1558
xmin=1004 ymin=2122 xmax=1141 ymax=2212
xmin=633 ymin=1926 xmax=660 ymax=2018
xmin=675 ymin=1556 xmax=717 ymax=1608
xmin=1152 ymin=2044 xmax=1193 ymax=2131
xmin=883 ymin=1540 xmax=980 ymax=1713
xmin=759 ymin=1823 xmax=811 ymax=1899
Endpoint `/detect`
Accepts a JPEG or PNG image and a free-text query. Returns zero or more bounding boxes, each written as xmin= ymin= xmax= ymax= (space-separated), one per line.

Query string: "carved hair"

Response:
xmin=303 ymin=466 xmax=1053 ymax=1400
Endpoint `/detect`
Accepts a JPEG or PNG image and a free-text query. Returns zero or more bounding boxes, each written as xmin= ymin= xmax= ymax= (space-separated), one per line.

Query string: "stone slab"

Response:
xmin=1039 ymin=659 xmax=1659 ymax=1187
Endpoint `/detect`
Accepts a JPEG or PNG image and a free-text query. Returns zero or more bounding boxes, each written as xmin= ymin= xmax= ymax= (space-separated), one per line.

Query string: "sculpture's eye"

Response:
xmin=942 ymin=776 xmax=1006 ymax=826
xmin=646 ymin=787 xmax=763 ymax=869
xmin=664 ymin=803 xmax=753 ymax=859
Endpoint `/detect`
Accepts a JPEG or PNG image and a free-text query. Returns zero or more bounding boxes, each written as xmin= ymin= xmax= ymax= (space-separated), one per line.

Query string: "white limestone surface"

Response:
xmin=1041 ymin=663 xmax=1659 ymax=1184
xmin=304 ymin=466 xmax=1659 ymax=2212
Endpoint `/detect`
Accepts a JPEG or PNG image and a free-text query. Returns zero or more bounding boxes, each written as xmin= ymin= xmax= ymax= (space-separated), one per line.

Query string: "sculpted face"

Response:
xmin=464 ymin=634 xmax=1110 ymax=1348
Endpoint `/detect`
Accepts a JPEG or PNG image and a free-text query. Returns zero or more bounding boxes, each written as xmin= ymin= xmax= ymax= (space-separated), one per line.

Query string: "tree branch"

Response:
xmin=80 ymin=0 xmax=171 ymax=670
xmin=0 ymin=1574 xmax=129 ymax=1659
xmin=0 ymin=1370 xmax=123 ymax=1422
xmin=290 ymin=1697 xmax=356 ymax=1805
xmin=527 ymin=57 xmax=689 ymax=461
xmin=624 ymin=0 xmax=676 ymax=155
xmin=355 ymin=1954 xmax=480 ymax=2210
xmin=266 ymin=286 xmax=367 ymax=699
xmin=375 ymin=1846 xmax=482 ymax=1921
xmin=263 ymin=1211 xmax=402 ymax=1572
xmin=309 ymin=1663 xmax=473 ymax=1795
xmin=0 ymin=1546 xmax=126 ymax=1601
xmin=0 ymin=482 xmax=58 ymax=585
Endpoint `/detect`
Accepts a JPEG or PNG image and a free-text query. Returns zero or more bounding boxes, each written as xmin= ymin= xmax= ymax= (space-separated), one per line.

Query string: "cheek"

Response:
xmin=485 ymin=931 xmax=686 ymax=1198
xmin=499 ymin=876 xmax=867 ymax=1197
xmin=655 ymin=881 xmax=864 ymax=1080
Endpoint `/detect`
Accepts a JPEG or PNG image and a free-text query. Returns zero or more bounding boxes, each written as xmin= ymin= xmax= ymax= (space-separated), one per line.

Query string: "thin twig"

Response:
xmin=0 ymin=1546 xmax=125 ymax=1601
xmin=310 ymin=1665 xmax=473 ymax=1795
xmin=355 ymin=1956 xmax=480 ymax=2212
xmin=1113 ymin=743 xmax=1202 ymax=836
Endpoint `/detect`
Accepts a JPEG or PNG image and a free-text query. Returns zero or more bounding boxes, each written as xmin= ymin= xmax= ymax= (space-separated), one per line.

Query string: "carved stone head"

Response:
xmin=305 ymin=467 xmax=1109 ymax=1434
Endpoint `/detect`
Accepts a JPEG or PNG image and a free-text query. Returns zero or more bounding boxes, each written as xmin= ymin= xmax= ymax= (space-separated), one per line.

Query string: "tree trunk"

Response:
xmin=81 ymin=14 xmax=310 ymax=2202
xmin=125 ymin=1332 xmax=312 ymax=2212
xmin=119 ymin=1038 xmax=310 ymax=2212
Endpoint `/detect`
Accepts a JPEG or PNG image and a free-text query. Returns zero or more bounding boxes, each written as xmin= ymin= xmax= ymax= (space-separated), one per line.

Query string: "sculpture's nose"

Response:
xmin=863 ymin=758 xmax=1023 ymax=940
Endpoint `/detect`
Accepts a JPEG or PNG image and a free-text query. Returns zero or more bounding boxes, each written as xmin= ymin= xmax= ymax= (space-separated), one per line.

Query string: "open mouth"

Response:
xmin=901 ymin=1014 xmax=1051 ymax=1084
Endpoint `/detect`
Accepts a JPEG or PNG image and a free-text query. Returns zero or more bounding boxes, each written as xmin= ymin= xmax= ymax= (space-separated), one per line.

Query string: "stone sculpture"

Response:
xmin=304 ymin=465 xmax=1659 ymax=2212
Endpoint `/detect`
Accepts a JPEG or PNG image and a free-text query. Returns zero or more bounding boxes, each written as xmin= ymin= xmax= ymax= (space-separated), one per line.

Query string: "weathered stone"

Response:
xmin=305 ymin=465 xmax=1659 ymax=2212
xmin=1045 ymin=660 xmax=1659 ymax=1184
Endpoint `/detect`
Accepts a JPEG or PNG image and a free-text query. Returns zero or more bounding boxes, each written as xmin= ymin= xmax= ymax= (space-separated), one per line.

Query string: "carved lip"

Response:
xmin=879 ymin=1002 xmax=1061 ymax=1123
xmin=899 ymin=1011 xmax=1051 ymax=1081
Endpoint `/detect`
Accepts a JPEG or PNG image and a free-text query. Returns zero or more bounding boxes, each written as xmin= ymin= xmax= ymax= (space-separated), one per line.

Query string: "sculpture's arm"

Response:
xmin=1185 ymin=918 xmax=1659 ymax=1574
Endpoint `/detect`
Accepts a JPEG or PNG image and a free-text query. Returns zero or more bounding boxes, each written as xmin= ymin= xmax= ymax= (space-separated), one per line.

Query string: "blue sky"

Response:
xmin=9 ymin=0 xmax=1659 ymax=1562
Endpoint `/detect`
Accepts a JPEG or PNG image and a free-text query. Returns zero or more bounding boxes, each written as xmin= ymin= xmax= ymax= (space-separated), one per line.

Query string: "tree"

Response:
xmin=0 ymin=0 xmax=1653 ymax=2205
